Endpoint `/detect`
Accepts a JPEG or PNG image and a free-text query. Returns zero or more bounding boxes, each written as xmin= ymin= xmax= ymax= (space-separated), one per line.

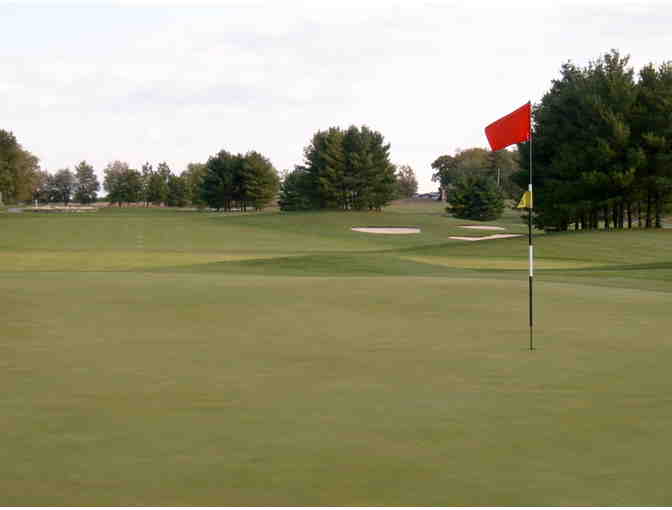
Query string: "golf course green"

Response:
xmin=2 ymin=200 xmax=671 ymax=505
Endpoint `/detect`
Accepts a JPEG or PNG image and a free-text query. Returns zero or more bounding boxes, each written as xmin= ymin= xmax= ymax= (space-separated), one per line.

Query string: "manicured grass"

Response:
xmin=1 ymin=202 xmax=671 ymax=505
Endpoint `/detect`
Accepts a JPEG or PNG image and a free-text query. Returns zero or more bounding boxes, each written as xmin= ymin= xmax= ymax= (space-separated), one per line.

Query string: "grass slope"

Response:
xmin=1 ymin=201 xmax=671 ymax=505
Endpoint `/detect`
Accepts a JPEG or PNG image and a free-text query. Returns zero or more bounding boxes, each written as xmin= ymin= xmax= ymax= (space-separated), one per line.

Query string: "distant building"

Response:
xmin=414 ymin=192 xmax=441 ymax=200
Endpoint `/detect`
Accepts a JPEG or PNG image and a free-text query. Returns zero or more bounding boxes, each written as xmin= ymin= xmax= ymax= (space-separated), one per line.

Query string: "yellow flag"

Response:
xmin=517 ymin=191 xmax=533 ymax=209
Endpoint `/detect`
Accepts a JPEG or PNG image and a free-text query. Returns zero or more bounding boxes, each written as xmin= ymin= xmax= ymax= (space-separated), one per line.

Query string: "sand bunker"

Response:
xmin=352 ymin=227 xmax=420 ymax=234
xmin=449 ymin=234 xmax=523 ymax=241
xmin=459 ymin=225 xmax=506 ymax=231
xmin=27 ymin=206 xmax=97 ymax=213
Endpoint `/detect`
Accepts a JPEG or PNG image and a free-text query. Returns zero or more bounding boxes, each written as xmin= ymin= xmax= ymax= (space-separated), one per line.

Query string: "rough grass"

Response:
xmin=1 ymin=201 xmax=671 ymax=505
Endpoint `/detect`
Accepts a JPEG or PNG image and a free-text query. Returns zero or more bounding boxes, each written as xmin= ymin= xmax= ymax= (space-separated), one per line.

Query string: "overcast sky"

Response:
xmin=2 ymin=0 xmax=671 ymax=192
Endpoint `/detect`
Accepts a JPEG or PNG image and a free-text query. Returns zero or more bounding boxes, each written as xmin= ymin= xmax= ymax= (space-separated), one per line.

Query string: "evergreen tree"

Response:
xmin=73 ymin=161 xmax=100 ymax=204
xmin=278 ymin=168 xmax=314 ymax=211
xmin=50 ymin=168 xmax=77 ymax=205
xmin=241 ymin=151 xmax=280 ymax=211
xmin=165 ymin=174 xmax=188 ymax=207
xmin=182 ymin=162 xmax=207 ymax=207
xmin=200 ymin=150 xmax=280 ymax=212
xmin=304 ymin=128 xmax=346 ymax=208
xmin=297 ymin=125 xmax=396 ymax=210
xmin=447 ymin=174 xmax=505 ymax=221
xmin=632 ymin=62 xmax=672 ymax=228
xmin=512 ymin=50 xmax=672 ymax=232
xmin=200 ymin=150 xmax=241 ymax=211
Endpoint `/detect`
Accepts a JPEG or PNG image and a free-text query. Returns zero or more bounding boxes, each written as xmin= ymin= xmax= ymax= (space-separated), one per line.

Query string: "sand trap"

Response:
xmin=449 ymin=234 xmax=523 ymax=241
xmin=459 ymin=225 xmax=506 ymax=231
xmin=27 ymin=206 xmax=97 ymax=213
xmin=352 ymin=227 xmax=420 ymax=234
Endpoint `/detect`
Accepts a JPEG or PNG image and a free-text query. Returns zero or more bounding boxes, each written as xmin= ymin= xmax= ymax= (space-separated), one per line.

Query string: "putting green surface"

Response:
xmin=2 ymin=202 xmax=671 ymax=505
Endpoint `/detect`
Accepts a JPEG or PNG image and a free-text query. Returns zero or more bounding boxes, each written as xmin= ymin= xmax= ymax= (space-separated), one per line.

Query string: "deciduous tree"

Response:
xmin=0 ymin=129 xmax=40 ymax=204
xmin=51 ymin=168 xmax=76 ymax=205
xmin=182 ymin=162 xmax=207 ymax=207
xmin=396 ymin=164 xmax=418 ymax=198
xmin=103 ymin=161 xmax=142 ymax=207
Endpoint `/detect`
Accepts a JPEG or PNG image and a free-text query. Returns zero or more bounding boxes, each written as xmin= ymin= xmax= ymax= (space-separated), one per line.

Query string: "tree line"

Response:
xmin=515 ymin=50 xmax=672 ymax=231
xmin=103 ymin=160 xmax=204 ymax=208
xmin=2 ymin=125 xmax=418 ymax=211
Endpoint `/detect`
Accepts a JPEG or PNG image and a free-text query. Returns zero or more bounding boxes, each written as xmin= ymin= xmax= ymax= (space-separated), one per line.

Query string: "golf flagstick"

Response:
xmin=484 ymin=102 xmax=534 ymax=350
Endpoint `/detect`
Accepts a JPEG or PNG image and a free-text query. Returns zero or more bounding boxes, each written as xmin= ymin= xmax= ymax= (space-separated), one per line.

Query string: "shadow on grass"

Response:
xmin=151 ymin=252 xmax=477 ymax=277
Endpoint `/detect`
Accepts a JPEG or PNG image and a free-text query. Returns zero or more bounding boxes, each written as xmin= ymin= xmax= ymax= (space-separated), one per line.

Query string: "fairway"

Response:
xmin=2 ymin=202 xmax=672 ymax=505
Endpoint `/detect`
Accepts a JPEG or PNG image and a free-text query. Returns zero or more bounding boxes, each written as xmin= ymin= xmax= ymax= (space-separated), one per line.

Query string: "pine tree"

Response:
xmin=73 ymin=161 xmax=100 ymax=204
xmin=241 ymin=151 xmax=280 ymax=211
xmin=447 ymin=174 xmax=505 ymax=221
xmin=165 ymin=174 xmax=188 ymax=207
xmin=200 ymin=150 xmax=240 ymax=211
xmin=633 ymin=62 xmax=672 ymax=228
xmin=278 ymin=168 xmax=313 ymax=211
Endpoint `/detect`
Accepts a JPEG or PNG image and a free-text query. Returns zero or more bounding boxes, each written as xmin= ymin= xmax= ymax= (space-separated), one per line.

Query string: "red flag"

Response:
xmin=485 ymin=102 xmax=531 ymax=151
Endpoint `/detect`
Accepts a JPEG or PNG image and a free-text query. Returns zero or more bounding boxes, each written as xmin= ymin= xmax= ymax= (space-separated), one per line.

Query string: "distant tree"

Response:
xmin=632 ymin=61 xmax=672 ymax=228
xmin=303 ymin=127 xmax=346 ymax=208
xmin=240 ymin=151 xmax=280 ymax=210
xmin=447 ymin=174 xmax=505 ymax=221
xmin=200 ymin=150 xmax=280 ymax=212
xmin=432 ymin=147 xmax=521 ymax=201
xmin=146 ymin=161 xmax=170 ymax=206
xmin=200 ymin=150 xmax=240 ymax=211
xmin=182 ymin=162 xmax=207 ymax=207
xmin=140 ymin=162 xmax=153 ymax=207
xmin=278 ymin=167 xmax=314 ymax=211
xmin=513 ymin=50 xmax=645 ymax=231
xmin=396 ymin=164 xmax=418 ymax=198
xmin=31 ymin=169 xmax=50 ymax=204
xmin=103 ymin=161 xmax=142 ymax=206
xmin=341 ymin=125 xmax=397 ymax=210
xmin=73 ymin=161 xmax=100 ymax=204
xmin=50 ymin=168 xmax=77 ymax=205
xmin=165 ymin=174 xmax=188 ymax=207
xmin=431 ymin=154 xmax=458 ymax=199
xmin=297 ymin=125 xmax=396 ymax=210
xmin=0 ymin=129 xmax=40 ymax=204
xmin=487 ymin=149 xmax=522 ymax=199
